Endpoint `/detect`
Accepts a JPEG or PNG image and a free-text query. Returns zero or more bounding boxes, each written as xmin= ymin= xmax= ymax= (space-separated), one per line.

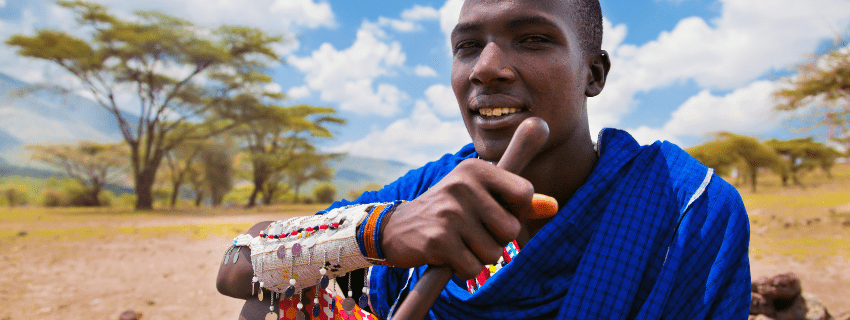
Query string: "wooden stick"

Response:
xmin=392 ymin=117 xmax=556 ymax=320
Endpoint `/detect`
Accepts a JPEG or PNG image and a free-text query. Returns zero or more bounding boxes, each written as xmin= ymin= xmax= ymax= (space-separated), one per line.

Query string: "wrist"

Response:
xmin=356 ymin=200 xmax=404 ymax=265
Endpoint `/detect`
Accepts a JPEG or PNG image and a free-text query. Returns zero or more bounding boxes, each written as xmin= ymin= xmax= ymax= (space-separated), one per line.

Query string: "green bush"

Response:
xmin=1 ymin=186 xmax=29 ymax=207
xmin=117 ymin=193 xmax=137 ymax=208
xmin=313 ymin=183 xmax=337 ymax=204
xmin=39 ymin=179 xmax=108 ymax=207
xmin=41 ymin=188 xmax=71 ymax=207
xmin=346 ymin=183 xmax=383 ymax=200
xmin=221 ymin=185 xmax=253 ymax=206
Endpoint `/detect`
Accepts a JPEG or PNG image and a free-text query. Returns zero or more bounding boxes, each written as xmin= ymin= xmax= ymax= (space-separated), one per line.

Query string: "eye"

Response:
xmin=518 ymin=35 xmax=553 ymax=49
xmin=453 ymin=40 xmax=481 ymax=54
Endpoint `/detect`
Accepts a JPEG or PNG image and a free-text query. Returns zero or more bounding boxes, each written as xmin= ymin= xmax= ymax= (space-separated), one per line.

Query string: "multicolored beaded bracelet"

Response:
xmin=356 ymin=200 xmax=404 ymax=263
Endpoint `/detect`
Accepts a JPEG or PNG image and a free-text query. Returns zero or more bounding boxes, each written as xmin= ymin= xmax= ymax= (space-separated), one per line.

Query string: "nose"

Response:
xmin=469 ymin=42 xmax=515 ymax=86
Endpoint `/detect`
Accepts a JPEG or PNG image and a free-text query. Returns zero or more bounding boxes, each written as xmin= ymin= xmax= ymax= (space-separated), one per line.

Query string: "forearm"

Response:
xmin=217 ymin=221 xmax=272 ymax=299
xmin=249 ymin=203 xmax=384 ymax=295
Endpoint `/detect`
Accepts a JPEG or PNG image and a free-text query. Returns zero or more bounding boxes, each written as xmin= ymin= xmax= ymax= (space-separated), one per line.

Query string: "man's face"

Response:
xmin=451 ymin=0 xmax=592 ymax=162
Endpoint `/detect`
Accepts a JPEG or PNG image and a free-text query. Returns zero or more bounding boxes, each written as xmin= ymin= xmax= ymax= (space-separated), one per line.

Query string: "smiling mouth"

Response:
xmin=478 ymin=107 xmax=521 ymax=117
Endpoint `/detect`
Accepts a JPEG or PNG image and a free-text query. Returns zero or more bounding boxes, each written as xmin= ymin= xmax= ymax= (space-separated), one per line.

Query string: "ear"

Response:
xmin=585 ymin=50 xmax=611 ymax=97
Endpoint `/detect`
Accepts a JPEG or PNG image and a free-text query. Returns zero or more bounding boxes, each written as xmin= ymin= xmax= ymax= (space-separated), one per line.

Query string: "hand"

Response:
xmin=379 ymin=158 xmax=532 ymax=279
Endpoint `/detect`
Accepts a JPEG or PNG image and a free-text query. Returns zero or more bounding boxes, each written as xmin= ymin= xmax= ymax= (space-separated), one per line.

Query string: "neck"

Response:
xmin=515 ymin=131 xmax=598 ymax=247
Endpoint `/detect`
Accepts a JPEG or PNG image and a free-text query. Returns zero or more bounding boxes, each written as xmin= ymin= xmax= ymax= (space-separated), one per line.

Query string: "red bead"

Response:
xmin=291 ymin=230 xmax=298 ymax=236
xmin=332 ymin=222 xmax=339 ymax=228
xmin=320 ymin=225 xmax=328 ymax=230
xmin=306 ymin=227 xmax=314 ymax=232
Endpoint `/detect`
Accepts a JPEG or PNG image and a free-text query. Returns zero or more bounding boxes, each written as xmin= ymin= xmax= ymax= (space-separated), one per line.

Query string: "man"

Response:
xmin=218 ymin=0 xmax=751 ymax=318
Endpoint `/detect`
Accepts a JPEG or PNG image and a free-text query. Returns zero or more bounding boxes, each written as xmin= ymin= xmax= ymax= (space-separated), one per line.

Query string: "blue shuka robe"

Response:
xmin=322 ymin=128 xmax=751 ymax=319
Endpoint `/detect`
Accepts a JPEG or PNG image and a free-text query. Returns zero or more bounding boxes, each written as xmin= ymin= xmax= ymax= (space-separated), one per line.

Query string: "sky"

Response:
xmin=2 ymin=0 xmax=850 ymax=166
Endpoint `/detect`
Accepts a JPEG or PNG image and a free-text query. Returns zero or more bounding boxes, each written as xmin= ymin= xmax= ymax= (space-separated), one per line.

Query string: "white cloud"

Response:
xmin=438 ymin=0 xmax=464 ymax=56
xmin=626 ymin=80 xmax=782 ymax=146
xmin=401 ymin=5 xmax=440 ymax=21
xmin=328 ymin=101 xmax=470 ymax=166
xmin=0 ymin=0 xmax=6 ymax=8
xmin=378 ymin=17 xmax=419 ymax=32
xmin=264 ymin=82 xmax=283 ymax=94
xmin=424 ymin=84 xmax=459 ymax=118
xmin=378 ymin=5 xmax=441 ymax=33
xmin=414 ymin=65 xmax=438 ymax=77
xmin=97 ymin=0 xmax=335 ymax=32
xmin=589 ymin=0 xmax=850 ymax=134
xmin=288 ymin=21 xmax=408 ymax=116
xmin=287 ymin=85 xmax=311 ymax=100
xmin=601 ymin=17 xmax=628 ymax=52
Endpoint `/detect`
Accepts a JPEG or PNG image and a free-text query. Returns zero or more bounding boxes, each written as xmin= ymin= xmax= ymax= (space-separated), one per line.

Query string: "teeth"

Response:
xmin=478 ymin=108 xmax=519 ymax=117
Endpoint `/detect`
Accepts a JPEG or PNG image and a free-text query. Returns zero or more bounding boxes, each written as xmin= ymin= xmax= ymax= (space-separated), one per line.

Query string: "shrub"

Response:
xmin=42 ymin=188 xmax=71 ymax=207
xmin=1 ymin=186 xmax=29 ymax=207
xmin=346 ymin=183 xmax=383 ymax=200
xmin=313 ymin=183 xmax=337 ymax=204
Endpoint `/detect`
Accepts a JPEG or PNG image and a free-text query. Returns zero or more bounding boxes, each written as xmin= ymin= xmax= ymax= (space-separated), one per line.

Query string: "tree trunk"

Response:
xmin=262 ymin=184 xmax=274 ymax=205
xmin=750 ymin=169 xmax=758 ymax=193
xmin=170 ymin=181 xmax=182 ymax=208
xmin=247 ymin=186 xmax=261 ymax=208
xmin=246 ymin=171 xmax=266 ymax=208
xmin=135 ymin=169 xmax=157 ymax=210
xmin=89 ymin=185 xmax=102 ymax=207
xmin=194 ymin=190 xmax=203 ymax=207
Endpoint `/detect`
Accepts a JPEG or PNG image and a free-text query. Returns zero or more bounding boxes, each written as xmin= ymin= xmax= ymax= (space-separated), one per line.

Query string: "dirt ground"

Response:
xmin=1 ymin=212 xmax=848 ymax=319
xmin=0 ymin=212 xmax=291 ymax=320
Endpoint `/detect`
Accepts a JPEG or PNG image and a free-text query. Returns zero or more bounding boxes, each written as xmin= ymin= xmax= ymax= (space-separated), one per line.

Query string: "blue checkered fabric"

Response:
xmin=322 ymin=128 xmax=751 ymax=319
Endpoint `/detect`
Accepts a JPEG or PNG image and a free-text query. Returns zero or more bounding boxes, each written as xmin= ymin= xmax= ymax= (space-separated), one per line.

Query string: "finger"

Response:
xmin=438 ymin=236 xmax=485 ymax=280
xmin=461 ymin=225 xmax=507 ymax=266
xmin=466 ymin=159 xmax=535 ymax=205
xmin=461 ymin=188 xmax=521 ymax=245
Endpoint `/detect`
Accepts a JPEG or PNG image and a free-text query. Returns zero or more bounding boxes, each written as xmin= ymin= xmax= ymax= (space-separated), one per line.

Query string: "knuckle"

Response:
xmin=484 ymin=246 xmax=502 ymax=265
xmin=459 ymin=264 xmax=483 ymax=280
xmin=517 ymin=179 xmax=535 ymax=199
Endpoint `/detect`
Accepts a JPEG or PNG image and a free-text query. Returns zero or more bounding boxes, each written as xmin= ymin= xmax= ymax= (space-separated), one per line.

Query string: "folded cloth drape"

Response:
xmin=324 ymin=128 xmax=751 ymax=320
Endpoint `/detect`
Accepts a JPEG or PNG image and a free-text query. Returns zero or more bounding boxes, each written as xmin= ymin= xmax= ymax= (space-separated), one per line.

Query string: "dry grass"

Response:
xmin=0 ymin=203 xmax=326 ymax=245
xmin=737 ymin=162 xmax=850 ymax=262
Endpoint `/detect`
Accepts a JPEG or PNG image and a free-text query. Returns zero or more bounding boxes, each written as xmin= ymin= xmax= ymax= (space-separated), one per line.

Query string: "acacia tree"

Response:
xmin=229 ymin=103 xmax=344 ymax=207
xmin=280 ymin=147 xmax=339 ymax=204
xmin=26 ymin=141 xmax=125 ymax=206
xmin=5 ymin=1 xmax=282 ymax=210
xmin=765 ymin=137 xmax=842 ymax=186
xmin=775 ymin=47 xmax=850 ymax=151
xmin=688 ymin=132 xmax=785 ymax=192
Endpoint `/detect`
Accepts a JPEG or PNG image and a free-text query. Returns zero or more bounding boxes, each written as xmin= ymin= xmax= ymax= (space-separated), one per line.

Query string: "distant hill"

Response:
xmin=324 ymin=155 xmax=415 ymax=200
xmin=0 ymin=72 xmax=133 ymax=162
xmin=0 ymin=72 xmax=418 ymax=201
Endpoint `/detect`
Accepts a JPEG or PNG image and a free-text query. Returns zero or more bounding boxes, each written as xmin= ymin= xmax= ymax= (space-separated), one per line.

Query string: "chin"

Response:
xmin=473 ymin=139 xmax=509 ymax=163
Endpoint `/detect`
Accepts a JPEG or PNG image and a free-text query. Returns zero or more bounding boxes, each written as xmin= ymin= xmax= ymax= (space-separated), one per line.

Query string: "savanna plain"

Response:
xmin=1 ymin=165 xmax=849 ymax=319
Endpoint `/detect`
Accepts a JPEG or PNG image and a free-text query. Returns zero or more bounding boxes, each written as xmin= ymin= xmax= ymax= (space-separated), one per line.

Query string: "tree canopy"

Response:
xmin=688 ymin=132 xmax=785 ymax=192
xmin=6 ymin=0 xmax=288 ymax=209
xmin=766 ymin=137 xmax=843 ymax=184
xmin=26 ymin=141 xmax=126 ymax=206
xmin=775 ymin=47 xmax=850 ymax=150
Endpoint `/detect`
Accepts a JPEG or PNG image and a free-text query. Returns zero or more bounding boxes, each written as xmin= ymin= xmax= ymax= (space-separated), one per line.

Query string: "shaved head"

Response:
xmin=460 ymin=0 xmax=602 ymax=55
xmin=572 ymin=0 xmax=603 ymax=54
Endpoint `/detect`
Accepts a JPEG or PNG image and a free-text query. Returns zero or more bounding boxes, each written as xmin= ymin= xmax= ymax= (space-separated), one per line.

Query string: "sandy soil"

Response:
xmin=1 ymin=214 xmax=848 ymax=319
xmin=751 ymin=255 xmax=849 ymax=315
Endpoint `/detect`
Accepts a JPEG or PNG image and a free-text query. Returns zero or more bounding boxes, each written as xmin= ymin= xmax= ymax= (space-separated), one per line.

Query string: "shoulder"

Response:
xmin=611 ymin=129 xmax=745 ymax=217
